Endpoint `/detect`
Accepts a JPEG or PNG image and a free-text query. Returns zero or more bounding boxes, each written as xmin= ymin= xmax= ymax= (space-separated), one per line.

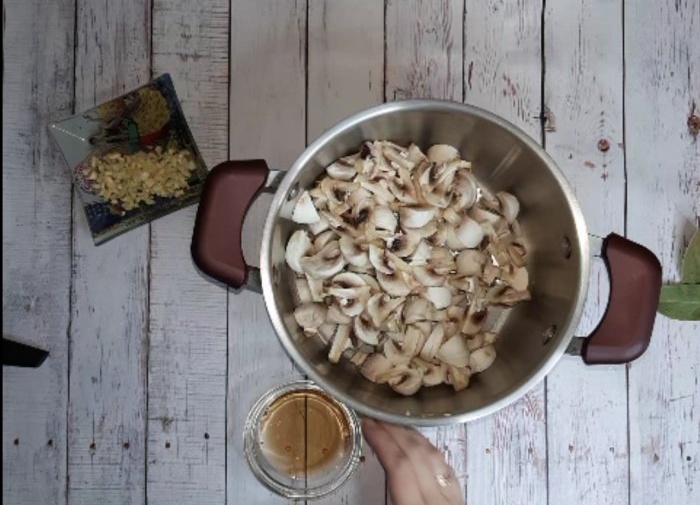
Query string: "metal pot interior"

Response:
xmin=261 ymin=101 xmax=589 ymax=425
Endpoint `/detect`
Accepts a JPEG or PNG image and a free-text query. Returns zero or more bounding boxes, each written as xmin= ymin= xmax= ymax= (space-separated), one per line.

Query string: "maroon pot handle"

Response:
xmin=581 ymin=233 xmax=662 ymax=364
xmin=191 ymin=160 xmax=270 ymax=289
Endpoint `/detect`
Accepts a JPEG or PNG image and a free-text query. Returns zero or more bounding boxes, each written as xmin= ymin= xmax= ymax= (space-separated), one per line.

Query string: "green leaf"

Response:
xmin=681 ymin=229 xmax=700 ymax=283
xmin=658 ymin=284 xmax=700 ymax=321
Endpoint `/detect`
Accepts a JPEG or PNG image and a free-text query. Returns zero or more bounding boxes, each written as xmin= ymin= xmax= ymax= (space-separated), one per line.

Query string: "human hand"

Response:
xmin=361 ymin=418 xmax=465 ymax=505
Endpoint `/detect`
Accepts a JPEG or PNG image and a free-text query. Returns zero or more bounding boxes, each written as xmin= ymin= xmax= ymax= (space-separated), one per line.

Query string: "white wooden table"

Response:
xmin=3 ymin=0 xmax=699 ymax=504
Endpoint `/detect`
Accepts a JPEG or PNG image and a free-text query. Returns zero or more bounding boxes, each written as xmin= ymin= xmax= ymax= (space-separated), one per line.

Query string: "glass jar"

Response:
xmin=243 ymin=380 xmax=363 ymax=500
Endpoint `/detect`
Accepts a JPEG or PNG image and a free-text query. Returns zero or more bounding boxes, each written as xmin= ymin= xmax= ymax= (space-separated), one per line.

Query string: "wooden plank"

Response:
xmin=385 ymin=0 xmax=463 ymax=102
xmin=543 ymin=1 xmax=629 ymax=503
xmin=147 ymin=0 xmax=230 ymax=503
xmin=69 ymin=1 xmax=151 ymax=503
xmin=227 ymin=1 xmax=307 ymax=503
xmin=462 ymin=2 xmax=548 ymax=504
xmin=1 ymin=0 xmax=74 ymax=503
xmin=306 ymin=1 xmax=386 ymax=503
xmin=385 ymin=1 xmax=466 ymax=502
xmin=307 ymin=0 xmax=385 ymax=142
xmin=625 ymin=1 xmax=700 ymax=504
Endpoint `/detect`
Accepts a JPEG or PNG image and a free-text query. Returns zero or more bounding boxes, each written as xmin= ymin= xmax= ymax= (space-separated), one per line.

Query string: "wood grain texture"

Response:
xmin=69 ymin=1 xmax=151 ymax=504
xmin=307 ymin=1 xmax=386 ymax=503
xmin=625 ymin=0 xmax=700 ymax=503
xmin=227 ymin=1 xmax=306 ymax=503
xmin=385 ymin=0 xmax=463 ymax=102
xmin=148 ymin=1 xmax=230 ymax=503
xmin=544 ymin=0 xmax=629 ymax=503
xmin=1 ymin=0 xmax=74 ymax=503
xmin=307 ymin=0 xmax=385 ymax=143
xmin=385 ymin=1 xmax=467 ymax=502
xmin=463 ymin=2 xmax=548 ymax=505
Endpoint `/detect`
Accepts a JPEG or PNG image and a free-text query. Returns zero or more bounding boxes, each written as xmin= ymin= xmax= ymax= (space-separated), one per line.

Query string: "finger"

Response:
xmin=378 ymin=423 xmax=464 ymax=505
xmin=362 ymin=418 xmax=425 ymax=505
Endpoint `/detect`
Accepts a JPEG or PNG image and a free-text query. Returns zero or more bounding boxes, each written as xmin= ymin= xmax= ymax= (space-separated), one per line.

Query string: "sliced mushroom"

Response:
xmin=354 ymin=314 xmax=380 ymax=346
xmin=428 ymin=247 xmax=455 ymax=274
xmin=328 ymin=324 xmax=351 ymax=363
xmin=427 ymin=225 xmax=448 ymax=247
xmin=437 ymin=335 xmax=471 ymax=367
xmin=399 ymin=206 xmax=436 ymax=229
xmin=444 ymin=306 xmax=466 ymax=337
xmin=483 ymin=331 xmax=497 ymax=344
xmin=300 ymin=241 xmax=347 ymax=279
xmin=465 ymin=333 xmax=485 ymax=351
xmin=422 ymin=185 xmax=452 ymax=209
xmin=383 ymin=145 xmax=414 ymax=171
xmin=469 ymin=206 xmax=502 ymax=225
xmin=368 ymin=244 xmax=393 ymax=275
xmin=410 ymin=240 xmax=432 ymax=266
xmin=320 ymin=178 xmax=358 ymax=207
xmin=422 ymin=361 xmax=447 ymax=386
xmin=403 ymin=296 xmax=431 ymax=324
xmin=388 ymin=166 xmax=419 ymax=204
xmin=450 ymin=275 xmax=476 ymax=293
xmin=306 ymin=275 xmax=325 ymax=302
xmin=424 ymin=286 xmax=453 ymax=310
xmin=383 ymin=339 xmax=411 ymax=366
xmin=469 ymin=345 xmax=496 ymax=372
xmin=452 ymin=171 xmax=478 ymax=210
xmin=507 ymin=240 xmax=528 ymax=268
xmin=482 ymin=264 xmax=500 ymax=285
xmin=355 ymin=273 xmax=381 ymax=292
xmin=402 ymin=325 xmax=425 ymax=357
xmin=326 ymin=303 xmax=352 ymax=324
xmin=348 ymin=350 xmax=369 ymax=367
xmin=446 ymin=365 xmax=471 ymax=391
xmin=339 ymin=235 xmax=370 ymax=267
xmin=378 ymin=365 xmax=424 ymax=396
xmin=313 ymin=230 xmax=338 ymax=250
xmin=326 ymin=156 xmax=358 ymax=180
xmin=357 ymin=175 xmax=396 ymax=204
xmin=360 ymin=353 xmax=394 ymax=382
xmin=413 ymin=265 xmax=446 ymax=287
xmin=445 ymin=217 xmax=484 ymax=250
xmin=294 ymin=303 xmax=327 ymax=335
xmin=496 ymin=191 xmax=520 ymax=223
xmin=419 ymin=324 xmax=445 ymax=361
xmin=318 ymin=323 xmax=338 ymax=345
xmin=371 ymin=206 xmax=398 ymax=232
xmin=336 ymin=291 xmax=371 ymax=317
xmin=456 ymin=250 xmax=487 ymax=276
xmin=387 ymin=232 xmax=421 ymax=258
xmin=377 ymin=270 xmax=412 ymax=297
xmin=285 ymin=230 xmax=313 ymax=273
xmin=500 ymin=265 xmax=529 ymax=292
xmin=293 ymin=277 xmax=313 ymax=304
xmin=308 ymin=215 xmax=330 ymax=235
xmin=461 ymin=304 xmax=487 ymax=335
xmin=367 ymin=293 xmax=405 ymax=327
xmin=488 ymin=286 xmax=532 ymax=306
xmin=427 ymin=144 xmax=459 ymax=164
xmin=327 ymin=272 xmax=368 ymax=298
xmin=292 ymin=190 xmax=321 ymax=224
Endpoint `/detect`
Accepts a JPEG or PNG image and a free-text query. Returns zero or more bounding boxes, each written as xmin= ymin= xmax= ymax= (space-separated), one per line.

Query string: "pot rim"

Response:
xmin=261 ymin=99 xmax=590 ymax=426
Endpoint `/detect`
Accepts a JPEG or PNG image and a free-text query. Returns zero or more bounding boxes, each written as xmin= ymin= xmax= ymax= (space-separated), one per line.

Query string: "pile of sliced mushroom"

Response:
xmin=285 ymin=141 xmax=530 ymax=396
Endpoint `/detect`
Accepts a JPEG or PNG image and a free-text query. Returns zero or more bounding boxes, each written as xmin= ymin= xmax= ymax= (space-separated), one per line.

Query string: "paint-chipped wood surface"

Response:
xmin=2 ymin=1 xmax=699 ymax=505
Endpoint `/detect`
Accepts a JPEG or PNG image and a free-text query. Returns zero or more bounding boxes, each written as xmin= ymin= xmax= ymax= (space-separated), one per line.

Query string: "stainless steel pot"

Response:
xmin=192 ymin=100 xmax=661 ymax=426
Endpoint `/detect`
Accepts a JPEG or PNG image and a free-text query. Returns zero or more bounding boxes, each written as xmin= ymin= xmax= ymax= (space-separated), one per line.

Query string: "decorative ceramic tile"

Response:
xmin=49 ymin=74 xmax=208 ymax=244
